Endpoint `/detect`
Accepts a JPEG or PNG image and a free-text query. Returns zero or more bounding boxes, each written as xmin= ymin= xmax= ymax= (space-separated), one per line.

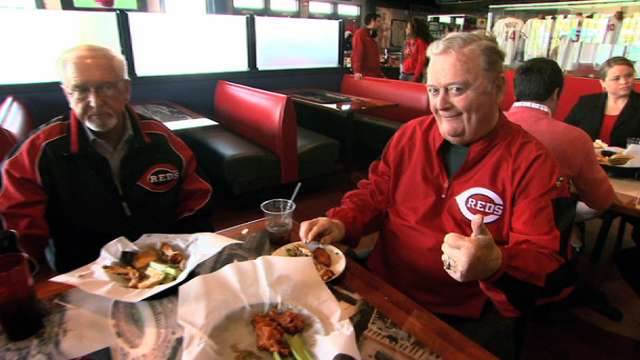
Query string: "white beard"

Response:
xmin=84 ymin=115 xmax=119 ymax=133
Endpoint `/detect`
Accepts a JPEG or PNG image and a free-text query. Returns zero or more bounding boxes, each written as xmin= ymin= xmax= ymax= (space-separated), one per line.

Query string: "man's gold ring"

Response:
xmin=443 ymin=255 xmax=454 ymax=270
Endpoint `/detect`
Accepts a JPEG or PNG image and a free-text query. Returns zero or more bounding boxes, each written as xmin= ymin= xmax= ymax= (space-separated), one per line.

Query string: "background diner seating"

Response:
xmin=0 ymin=96 xmax=33 ymax=160
xmin=500 ymin=69 xmax=516 ymax=111
xmin=502 ymin=71 xmax=640 ymax=122
xmin=339 ymin=75 xmax=431 ymax=165
xmin=180 ymin=81 xmax=339 ymax=198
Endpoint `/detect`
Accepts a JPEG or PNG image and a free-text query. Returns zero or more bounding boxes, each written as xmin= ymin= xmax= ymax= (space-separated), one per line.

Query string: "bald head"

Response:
xmin=57 ymin=45 xmax=128 ymax=84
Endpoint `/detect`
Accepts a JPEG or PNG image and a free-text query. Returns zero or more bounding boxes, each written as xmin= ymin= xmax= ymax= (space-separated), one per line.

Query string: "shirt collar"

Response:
xmin=512 ymin=101 xmax=552 ymax=115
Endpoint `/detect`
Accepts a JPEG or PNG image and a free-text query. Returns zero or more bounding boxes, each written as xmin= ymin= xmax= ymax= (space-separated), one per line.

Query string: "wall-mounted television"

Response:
xmin=255 ymin=16 xmax=340 ymax=70
xmin=128 ymin=13 xmax=249 ymax=76
xmin=0 ymin=9 xmax=121 ymax=85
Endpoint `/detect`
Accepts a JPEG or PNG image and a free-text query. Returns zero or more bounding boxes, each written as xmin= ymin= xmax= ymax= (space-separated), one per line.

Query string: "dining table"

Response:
xmin=280 ymin=88 xmax=398 ymax=170
xmin=609 ymin=177 xmax=640 ymax=218
xmin=588 ymin=176 xmax=640 ymax=264
xmin=1 ymin=218 xmax=496 ymax=360
xmin=131 ymin=101 xmax=218 ymax=132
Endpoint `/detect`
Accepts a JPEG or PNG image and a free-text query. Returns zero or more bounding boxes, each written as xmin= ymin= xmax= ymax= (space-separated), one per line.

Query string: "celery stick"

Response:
xmin=273 ymin=352 xmax=282 ymax=360
xmin=286 ymin=334 xmax=314 ymax=360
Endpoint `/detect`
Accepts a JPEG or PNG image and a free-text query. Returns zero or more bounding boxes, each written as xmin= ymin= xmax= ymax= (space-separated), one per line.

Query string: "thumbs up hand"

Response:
xmin=441 ymin=214 xmax=503 ymax=282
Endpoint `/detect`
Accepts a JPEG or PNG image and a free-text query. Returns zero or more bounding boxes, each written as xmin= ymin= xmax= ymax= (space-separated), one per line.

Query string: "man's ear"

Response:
xmin=552 ymin=88 xmax=561 ymax=101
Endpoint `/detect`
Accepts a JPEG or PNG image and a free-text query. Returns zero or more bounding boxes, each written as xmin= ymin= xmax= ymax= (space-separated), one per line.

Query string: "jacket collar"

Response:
xmin=69 ymin=104 xmax=150 ymax=155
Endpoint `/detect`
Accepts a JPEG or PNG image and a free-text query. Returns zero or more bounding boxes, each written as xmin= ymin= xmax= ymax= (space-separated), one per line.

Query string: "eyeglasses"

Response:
xmin=65 ymin=81 xmax=122 ymax=100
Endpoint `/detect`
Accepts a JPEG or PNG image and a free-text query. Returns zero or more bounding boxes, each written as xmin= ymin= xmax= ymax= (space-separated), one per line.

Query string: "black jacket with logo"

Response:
xmin=0 ymin=106 xmax=214 ymax=272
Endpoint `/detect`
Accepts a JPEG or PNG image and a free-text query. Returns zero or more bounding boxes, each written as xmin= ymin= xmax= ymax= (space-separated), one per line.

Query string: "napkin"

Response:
xmin=51 ymin=233 xmax=239 ymax=302
xmin=178 ymin=256 xmax=361 ymax=359
xmin=624 ymin=144 xmax=640 ymax=167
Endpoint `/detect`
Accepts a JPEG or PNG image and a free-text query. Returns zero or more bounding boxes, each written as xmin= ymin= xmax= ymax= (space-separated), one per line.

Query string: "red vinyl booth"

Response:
xmin=501 ymin=69 xmax=516 ymax=111
xmin=214 ymin=81 xmax=299 ymax=183
xmin=0 ymin=96 xmax=33 ymax=160
xmin=340 ymin=75 xmax=430 ymax=122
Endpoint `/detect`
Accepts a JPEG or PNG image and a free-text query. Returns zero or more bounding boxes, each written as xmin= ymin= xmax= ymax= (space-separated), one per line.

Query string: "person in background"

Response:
xmin=0 ymin=45 xmax=214 ymax=273
xmin=565 ymin=56 xmax=640 ymax=148
xmin=0 ymin=127 xmax=17 ymax=161
xmin=300 ymin=32 xmax=568 ymax=359
xmin=506 ymin=58 xmax=615 ymax=223
xmin=352 ymin=13 xmax=383 ymax=80
xmin=508 ymin=59 xmax=628 ymax=322
xmin=400 ymin=17 xmax=431 ymax=83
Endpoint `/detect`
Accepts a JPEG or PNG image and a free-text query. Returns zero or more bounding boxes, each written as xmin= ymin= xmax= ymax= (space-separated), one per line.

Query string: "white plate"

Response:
xmin=272 ymin=242 xmax=346 ymax=282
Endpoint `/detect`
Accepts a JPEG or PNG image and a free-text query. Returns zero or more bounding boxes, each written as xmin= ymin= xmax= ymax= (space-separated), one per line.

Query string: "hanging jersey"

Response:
xmin=523 ymin=18 xmax=553 ymax=60
xmin=603 ymin=16 xmax=621 ymax=44
xmin=492 ymin=17 xmax=525 ymax=65
xmin=549 ymin=17 xmax=572 ymax=61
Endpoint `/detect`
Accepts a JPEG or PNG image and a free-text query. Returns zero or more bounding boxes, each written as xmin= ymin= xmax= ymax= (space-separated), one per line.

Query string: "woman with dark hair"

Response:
xmin=400 ymin=18 xmax=431 ymax=83
xmin=565 ymin=56 xmax=640 ymax=148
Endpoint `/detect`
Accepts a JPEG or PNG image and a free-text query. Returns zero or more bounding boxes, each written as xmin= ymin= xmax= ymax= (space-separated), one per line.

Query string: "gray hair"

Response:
xmin=427 ymin=31 xmax=505 ymax=79
xmin=57 ymin=44 xmax=129 ymax=82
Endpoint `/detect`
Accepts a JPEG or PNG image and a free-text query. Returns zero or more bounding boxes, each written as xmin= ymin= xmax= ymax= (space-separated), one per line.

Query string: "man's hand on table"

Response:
xmin=353 ymin=73 xmax=364 ymax=80
xmin=441 ymin=214 xmax=503 ymax=282
xmin=299 ymin=217 xmax=345 ymax=245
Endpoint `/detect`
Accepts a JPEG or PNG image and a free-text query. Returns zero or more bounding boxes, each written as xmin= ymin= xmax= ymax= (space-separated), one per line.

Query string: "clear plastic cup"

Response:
xmin=260 ymin=199 xmax=296 ymax=245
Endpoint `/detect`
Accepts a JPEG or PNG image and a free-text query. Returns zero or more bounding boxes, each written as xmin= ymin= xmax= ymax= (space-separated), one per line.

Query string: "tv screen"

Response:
xmin=128 ymin=13 xmax=249 ymax=76
xmin=255 ymin=16 xmax=340 ymax=70
xmin=0 ymin=9 xmax=121 ymax=85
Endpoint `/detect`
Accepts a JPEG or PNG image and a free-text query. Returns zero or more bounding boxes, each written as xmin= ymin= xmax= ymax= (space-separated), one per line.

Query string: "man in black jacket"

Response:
xmin=0 ymin=45 xmax=214 ymax=272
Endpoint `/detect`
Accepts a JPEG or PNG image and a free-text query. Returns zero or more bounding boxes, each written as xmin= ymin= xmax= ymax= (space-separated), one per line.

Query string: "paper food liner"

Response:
xmin=51 ymin=233 xmax=239 ymax=302
xmin=177 ymin=256 xmax=361 ymax=359
xmin=624 ymin=144 xmax=640 ymax=167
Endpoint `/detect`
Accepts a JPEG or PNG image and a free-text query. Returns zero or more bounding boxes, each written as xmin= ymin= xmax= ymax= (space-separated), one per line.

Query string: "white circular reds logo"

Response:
xmin=137 ymin=163 xmax=181 ymax=192
xmin=455 ymin=187 xmax=504 ymax=223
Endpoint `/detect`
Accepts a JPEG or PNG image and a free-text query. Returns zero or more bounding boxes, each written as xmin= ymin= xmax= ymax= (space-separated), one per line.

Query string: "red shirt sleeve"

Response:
xmin=0 ymin=134 xmax=51 ymax=262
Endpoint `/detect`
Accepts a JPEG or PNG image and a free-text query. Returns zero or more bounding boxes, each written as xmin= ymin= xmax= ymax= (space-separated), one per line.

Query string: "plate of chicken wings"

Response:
xmin=272 ymin=242 xmax=346 ymax=282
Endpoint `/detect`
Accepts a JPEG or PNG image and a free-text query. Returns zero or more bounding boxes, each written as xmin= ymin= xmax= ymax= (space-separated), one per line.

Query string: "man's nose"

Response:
xmin=86 ymin=89 xmax=102 ymax=106
xmin=435 ymin=91 xmax=451 ymax=109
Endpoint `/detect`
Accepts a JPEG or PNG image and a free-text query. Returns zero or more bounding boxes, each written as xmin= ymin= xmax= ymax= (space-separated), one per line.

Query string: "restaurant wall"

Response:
xmin=0 ymin=69 xmax=343 ymax=127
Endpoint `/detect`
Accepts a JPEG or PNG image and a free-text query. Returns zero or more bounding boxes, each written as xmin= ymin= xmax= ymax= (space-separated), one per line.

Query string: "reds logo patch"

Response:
xmin=137 ymin=164 xmax=180 ymax=192
xmin=455 ymin=187 xmax=504 ymax=223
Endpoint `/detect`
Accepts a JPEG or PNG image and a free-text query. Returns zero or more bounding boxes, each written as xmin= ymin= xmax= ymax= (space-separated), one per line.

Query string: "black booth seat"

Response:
xmin=297 ymin=127 xmax=340 ymax=180
xmin=181 ymin=125 xmax=339 ymax=196
xmin=352 ymin=113 xmax=402 ymax=162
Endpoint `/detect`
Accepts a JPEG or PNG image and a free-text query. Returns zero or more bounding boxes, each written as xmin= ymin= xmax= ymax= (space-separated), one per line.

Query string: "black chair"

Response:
xmin=590 ymin=211 xmax=630 ymax=264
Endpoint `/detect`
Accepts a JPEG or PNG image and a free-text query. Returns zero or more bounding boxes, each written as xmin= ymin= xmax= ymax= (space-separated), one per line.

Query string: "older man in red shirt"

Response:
xmin=351 ymin=13 xmax=383 ymax=80
xmin=506 ymin=58 xmax=615 ymax=221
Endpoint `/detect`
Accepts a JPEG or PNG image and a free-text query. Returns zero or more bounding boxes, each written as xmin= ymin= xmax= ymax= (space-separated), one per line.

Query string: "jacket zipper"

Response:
xmin=114 ymin=179 xmax=132 ymax=217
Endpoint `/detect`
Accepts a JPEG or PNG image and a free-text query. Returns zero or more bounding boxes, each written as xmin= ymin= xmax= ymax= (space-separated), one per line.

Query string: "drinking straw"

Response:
xmin=287 ymin=182 xmax=302 ymax=211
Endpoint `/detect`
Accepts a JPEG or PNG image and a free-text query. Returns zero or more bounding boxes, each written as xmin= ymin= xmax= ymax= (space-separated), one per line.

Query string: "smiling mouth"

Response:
xmin=439 ymin=113 xmax=462 ymax=119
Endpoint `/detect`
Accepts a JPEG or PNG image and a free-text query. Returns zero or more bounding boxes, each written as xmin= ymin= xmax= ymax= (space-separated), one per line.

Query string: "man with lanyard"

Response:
xmin=352 ymin=13 xmax=384 ymax=80
xmin=300 ymin=33 xmax=569 ymax=359
xmin=506 ymin=58 xmax=615 ymax=224
xmin=0 ymin=45 xmax=214 ymax=273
